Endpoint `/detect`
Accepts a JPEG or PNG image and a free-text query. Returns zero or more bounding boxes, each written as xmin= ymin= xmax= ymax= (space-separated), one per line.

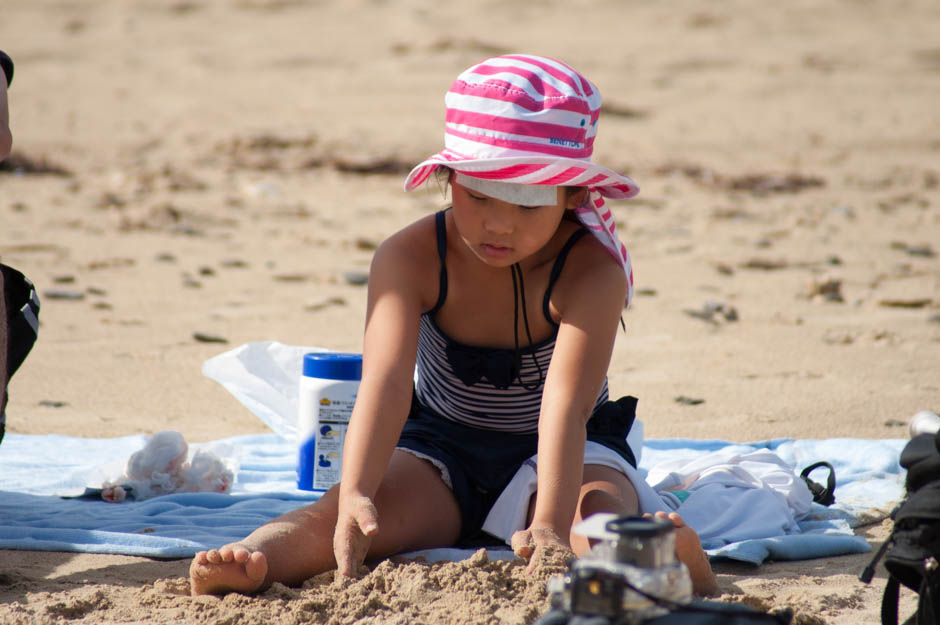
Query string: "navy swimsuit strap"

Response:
xmin=426 ymin=211 xmax=449 ymax=316
xmin=542 ymin=228 xmax=589 ymax=326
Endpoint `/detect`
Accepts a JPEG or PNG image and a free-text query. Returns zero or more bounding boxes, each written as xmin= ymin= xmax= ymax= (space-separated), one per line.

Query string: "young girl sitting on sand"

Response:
xmin=189 ymin=53 xmax=718 ymax=597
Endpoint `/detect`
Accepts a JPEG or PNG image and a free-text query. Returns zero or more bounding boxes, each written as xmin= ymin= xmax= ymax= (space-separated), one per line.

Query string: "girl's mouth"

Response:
xmin=480 ymin=243 xmax=512 ymax=258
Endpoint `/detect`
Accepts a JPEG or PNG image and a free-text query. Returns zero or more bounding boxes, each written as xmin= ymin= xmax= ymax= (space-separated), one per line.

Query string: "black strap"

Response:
xmin=882 ymin=576 xmax=901 ymax=625
xmin=861 ymin=535 xmax=893 ymax=584
xmin=918 ymin=570 xmax=939 ymax=625
xmin=542 ymin=228 xmax=589 ymax=326
xmin=800 ymin=461 xmax=836 ymax=506
xmin=880 ymin=575 xmax=926 ymax=625
xmin=426 ymin=210 xmax=449 ymax=316
xmin=510 ymin=262 xmax=544 ymax=391
xmin=0 ymin=50 xmax=12 ymax=87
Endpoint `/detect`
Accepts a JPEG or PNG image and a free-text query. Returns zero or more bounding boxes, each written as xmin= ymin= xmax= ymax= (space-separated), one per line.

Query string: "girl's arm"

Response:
xmin=528 ymin=243 xmax=628 ymax=541
xmin=333 ymin=224 xmax=429 ymax=574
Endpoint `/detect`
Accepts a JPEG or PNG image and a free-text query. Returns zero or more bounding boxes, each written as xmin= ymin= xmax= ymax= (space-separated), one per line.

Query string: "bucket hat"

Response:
xmin=404 ymin=54 xmax=637 ymax=305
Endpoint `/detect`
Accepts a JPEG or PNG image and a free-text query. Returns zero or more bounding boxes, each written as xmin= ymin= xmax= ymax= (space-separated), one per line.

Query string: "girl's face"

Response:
xmin=450 ymin=178 xmax=583 ymax=268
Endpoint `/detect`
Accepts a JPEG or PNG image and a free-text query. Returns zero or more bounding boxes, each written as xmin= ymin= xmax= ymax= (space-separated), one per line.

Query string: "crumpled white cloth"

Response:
xmin=646 ymin=447 xmax=813 ymax=547
xmin=101 ymin=431 xmax=237 ymax=502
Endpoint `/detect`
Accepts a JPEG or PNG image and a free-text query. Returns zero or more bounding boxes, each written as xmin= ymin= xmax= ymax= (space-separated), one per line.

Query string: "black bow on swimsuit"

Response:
xmin=444 ymin=343 xmax=521 ymax=390
xmin=441 ymin=262 xmax=548 ymax=391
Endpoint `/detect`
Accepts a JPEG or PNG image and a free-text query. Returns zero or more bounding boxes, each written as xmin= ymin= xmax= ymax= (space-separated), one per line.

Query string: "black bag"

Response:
xmin=644 ymin=602 xmax=791 ymax=625
xmin=861 ymin=431 xmax=940 ymax=625
xmin=536 ymin=601 xmax=791 ymax=625
xmin=1 ymin=263 xmax=41 ymax=445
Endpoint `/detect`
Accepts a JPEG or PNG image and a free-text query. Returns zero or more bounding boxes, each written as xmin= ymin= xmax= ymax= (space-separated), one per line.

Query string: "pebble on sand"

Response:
xmin=192 ymin=332 xmax=229 ymax=344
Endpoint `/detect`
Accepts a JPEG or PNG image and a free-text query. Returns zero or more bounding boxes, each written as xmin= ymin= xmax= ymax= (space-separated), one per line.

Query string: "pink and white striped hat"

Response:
xmin=403 ymin=54 xmax=638 ymax=305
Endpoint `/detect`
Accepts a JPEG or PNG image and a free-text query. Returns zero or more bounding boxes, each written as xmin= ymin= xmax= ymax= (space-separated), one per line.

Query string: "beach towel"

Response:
xmin=0 ymin=342 xmax=908 ymax=565
xmin=0 ymin=431 xmax=904 ymax=563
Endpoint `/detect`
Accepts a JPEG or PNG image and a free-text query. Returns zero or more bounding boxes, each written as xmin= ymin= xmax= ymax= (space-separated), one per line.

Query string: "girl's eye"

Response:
xmin=467 ymin=192 xmax=486 ymax=201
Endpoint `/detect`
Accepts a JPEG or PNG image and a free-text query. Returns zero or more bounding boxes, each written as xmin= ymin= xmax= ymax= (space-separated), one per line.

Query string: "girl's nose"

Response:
xmin=481 ymin=203 xmax=513 ymax=235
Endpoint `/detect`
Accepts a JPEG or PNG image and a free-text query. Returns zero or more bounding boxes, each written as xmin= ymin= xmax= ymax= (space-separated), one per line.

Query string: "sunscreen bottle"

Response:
xmin=297 ymin=352 xmax=362 ymax=492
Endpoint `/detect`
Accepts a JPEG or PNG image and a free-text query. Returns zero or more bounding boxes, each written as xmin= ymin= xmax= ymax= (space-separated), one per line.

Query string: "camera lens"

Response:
xmin=604 ymin=516 xmax=676 ymax=568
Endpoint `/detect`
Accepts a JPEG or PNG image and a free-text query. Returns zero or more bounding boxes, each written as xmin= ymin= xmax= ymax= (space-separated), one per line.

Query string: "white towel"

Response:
xmin=481 ymin=420 xmax=667 ymax=542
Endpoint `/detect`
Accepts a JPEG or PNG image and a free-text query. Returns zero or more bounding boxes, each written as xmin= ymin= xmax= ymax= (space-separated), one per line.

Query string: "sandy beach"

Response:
xmin=1 ymin=0 xmax=938 ymax=622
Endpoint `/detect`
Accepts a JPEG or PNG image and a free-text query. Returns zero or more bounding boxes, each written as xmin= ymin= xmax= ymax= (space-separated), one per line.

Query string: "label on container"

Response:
xmin=311 ymin=394 xmax=353 ymax=490
xmin=297 ymin=378 xmax=359 ymax=492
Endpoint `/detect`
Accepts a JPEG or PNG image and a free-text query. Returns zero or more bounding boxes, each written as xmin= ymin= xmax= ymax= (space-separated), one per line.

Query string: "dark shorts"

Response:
xmin=396 ymin=394 xmax=638 ymax=542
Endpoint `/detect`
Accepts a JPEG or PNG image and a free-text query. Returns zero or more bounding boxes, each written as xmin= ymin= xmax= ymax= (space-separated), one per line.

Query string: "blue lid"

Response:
xmin=302 ymin=352 xmax=362 ymax=380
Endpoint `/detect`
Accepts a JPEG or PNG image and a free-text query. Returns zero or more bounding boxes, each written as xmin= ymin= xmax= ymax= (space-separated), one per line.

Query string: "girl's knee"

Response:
xmin=578 ymin=465 xmax=639 ymax=520
xmin=571 ymin=485 xmax=638 ymax=558
xmin=578 ymin=487 xmax=637 ymax=521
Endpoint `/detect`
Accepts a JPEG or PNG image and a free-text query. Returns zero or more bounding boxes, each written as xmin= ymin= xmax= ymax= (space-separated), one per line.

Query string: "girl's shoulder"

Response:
xmin=549 ymin=224 xmax=628 ymax=319
xmin=368 ymin=213 xmax=442 ymax=309
xmin=557 ymin=223 xmax=625 ymax=284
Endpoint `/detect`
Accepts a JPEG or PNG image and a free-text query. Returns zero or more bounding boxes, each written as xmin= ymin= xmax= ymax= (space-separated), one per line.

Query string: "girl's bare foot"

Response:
xmin=189 ymin=544 xmax=268 ymax=596
xmin=652 ymin=511 xmax=720 ymax=597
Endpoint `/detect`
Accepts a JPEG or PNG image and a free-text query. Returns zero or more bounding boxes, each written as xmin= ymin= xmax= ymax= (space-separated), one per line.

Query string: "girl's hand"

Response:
xmin=510 ymin=525 xmax=574 ymax=574
xmin=333 ymin=493 xmax=379 ymax=577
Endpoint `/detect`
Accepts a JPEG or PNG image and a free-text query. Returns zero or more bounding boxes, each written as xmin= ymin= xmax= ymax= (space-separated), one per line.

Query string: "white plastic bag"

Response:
xmin=202 ymin=341 xmax=330 ymax=440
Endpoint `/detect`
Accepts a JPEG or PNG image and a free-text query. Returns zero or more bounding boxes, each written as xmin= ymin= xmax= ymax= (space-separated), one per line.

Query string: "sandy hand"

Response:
xmin=189 ymin=543 xmax=268 ymax=596
xmin=510 ymin=526 xmax=574 ymax=575
xmin=333 ymin=493 xmax=379 ymax=577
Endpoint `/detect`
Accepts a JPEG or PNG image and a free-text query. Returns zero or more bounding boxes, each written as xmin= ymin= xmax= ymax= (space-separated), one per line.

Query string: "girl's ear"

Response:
xmin=565 ymin=187 xmax=588 ymax=209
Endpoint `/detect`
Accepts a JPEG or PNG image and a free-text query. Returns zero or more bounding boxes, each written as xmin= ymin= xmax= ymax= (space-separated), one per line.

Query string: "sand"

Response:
xmin=1 ymin=0 xmax=938 ymax=622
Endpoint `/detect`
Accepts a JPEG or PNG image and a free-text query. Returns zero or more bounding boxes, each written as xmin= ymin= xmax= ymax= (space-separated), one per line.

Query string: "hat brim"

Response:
xmin=404 ymin=153 xmax=639 ymax=200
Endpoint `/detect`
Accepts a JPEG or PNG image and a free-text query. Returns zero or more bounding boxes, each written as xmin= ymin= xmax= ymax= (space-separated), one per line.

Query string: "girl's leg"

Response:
xmin=570 ymin=463 xmax=639 ymax=555
xmin=572 ymin=464 xmax=719 ymax=597
xmin=189 ymin=449 xmax=462 ymax=595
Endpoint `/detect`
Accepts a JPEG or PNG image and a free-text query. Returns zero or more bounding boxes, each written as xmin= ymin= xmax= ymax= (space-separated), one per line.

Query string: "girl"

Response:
xmin=190 ymin=54 xmax=717 ymax=596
